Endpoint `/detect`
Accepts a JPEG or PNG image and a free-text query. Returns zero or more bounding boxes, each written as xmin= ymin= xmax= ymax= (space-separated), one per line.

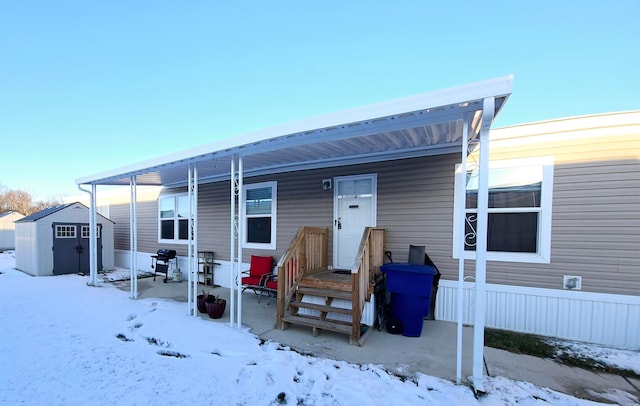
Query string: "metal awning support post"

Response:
xmin=88 ymin=184 xmax=98 ymax=286
xmin=456 ymin=118 xmax=470 ymax=385
xmin=130 ymin=177 xmax=138 ymax=299
xmin=229 ymin=154 xmax=243 ymax=329
xmin=237 ymin=156 xmax=243 ymax=328
xmin=187 ymin=164 xmax=199 ymax=316
xmin=77 ymin=184 xmax=98 ymax=286
xmin=230 ymin=157 xmax=236 ymax=326
xmin=471 ymin=97 xmax=495 ymax=393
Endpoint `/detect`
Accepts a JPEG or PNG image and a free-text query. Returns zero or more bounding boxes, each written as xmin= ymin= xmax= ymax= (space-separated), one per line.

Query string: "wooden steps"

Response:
xmin=289 ymin=300 xmax=352 ymax=315
xmin=296 ymin=286 xmax=352 ymax=300
xmin=281 ymin=281 xmax=363 ymax=342
xmin=280 ymin=315 xmax=352 ymax=335
xmin=275 ymin=226 xmax=385 ymax=346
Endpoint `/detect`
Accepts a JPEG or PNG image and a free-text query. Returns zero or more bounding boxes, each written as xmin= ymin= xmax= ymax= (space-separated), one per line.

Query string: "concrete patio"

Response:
xmin=113 ymin=276 xmax=640 ymax=404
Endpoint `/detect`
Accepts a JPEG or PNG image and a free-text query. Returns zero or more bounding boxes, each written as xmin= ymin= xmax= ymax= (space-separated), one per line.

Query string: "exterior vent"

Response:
xmin=563 ymin=275 xmax=582 ymax=290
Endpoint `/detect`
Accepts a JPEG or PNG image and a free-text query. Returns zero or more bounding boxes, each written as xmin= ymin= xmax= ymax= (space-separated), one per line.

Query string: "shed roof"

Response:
xmin=76 ymin=76 xmax=513 ymax=189
xmin=16 ymin=203 xmax=76 ymax=222
xmin=16 ymin=202 xmax=114 ymax=223
xmin=0 ymin=211 xmax=24 ymax=219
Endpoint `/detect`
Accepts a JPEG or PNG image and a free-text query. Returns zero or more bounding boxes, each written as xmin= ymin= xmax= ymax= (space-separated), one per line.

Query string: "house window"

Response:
xmin=242 ymin=181 xmax=277 ymax=249
xmin=55 ymin=225 xmax=76 ymax=238
xmin=158 ymin=194 xmax=189 ymax=243
xmin=453 ymin=157 xmax=554 ymax=263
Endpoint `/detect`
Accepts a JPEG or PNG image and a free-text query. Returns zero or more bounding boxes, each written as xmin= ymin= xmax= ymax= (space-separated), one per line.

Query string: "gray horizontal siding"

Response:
xmin=482 ymin=122 xmax=640 ymax=296
xmin=105 ymin=119 xmax=639 ymax=296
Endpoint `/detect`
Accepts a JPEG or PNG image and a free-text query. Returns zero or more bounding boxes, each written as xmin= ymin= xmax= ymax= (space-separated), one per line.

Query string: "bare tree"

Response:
xmin=0 ymin=184 xmax=62 ymax=215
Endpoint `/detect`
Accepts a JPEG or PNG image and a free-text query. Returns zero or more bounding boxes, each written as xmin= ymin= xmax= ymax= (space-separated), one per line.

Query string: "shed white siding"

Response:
xmin=0 ymin=212 xmax=24 ymax=250
xmin=14 ymin=221 xmax=40 ymax=273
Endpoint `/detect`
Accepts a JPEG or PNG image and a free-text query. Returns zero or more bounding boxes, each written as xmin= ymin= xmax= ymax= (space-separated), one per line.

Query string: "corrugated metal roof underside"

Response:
xmin=77 ymin=76 xmax=512 ymax=189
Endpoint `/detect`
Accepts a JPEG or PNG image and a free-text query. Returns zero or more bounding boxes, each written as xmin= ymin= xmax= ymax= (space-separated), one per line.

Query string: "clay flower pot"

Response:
xmin=205 ymin=296 xmax=226 ymax=319
xmin=197 ymin=294 xmax=208 ymax=314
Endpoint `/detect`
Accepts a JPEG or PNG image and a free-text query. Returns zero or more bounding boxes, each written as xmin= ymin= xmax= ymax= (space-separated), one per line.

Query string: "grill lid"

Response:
xmin=156 ymin=249 xmax=177 ymax=260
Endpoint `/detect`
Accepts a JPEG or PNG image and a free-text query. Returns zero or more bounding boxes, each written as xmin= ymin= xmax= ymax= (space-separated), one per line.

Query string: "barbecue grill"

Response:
xmin=151 ymin=249 xmax=177 ymax=283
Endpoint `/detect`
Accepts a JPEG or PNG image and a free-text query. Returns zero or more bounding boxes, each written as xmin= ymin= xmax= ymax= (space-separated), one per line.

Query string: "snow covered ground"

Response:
xmin=0 ymin=250 xmax=636 ymax=405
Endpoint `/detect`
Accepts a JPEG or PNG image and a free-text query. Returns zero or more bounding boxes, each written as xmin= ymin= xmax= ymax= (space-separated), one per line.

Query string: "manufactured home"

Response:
xmin=75 ymin=78 xmax=639 ymax=392
xmin=15 ymin=202 xmax=115 ymax=276
xmin=0 ymin=211 xmax=24 ymax=250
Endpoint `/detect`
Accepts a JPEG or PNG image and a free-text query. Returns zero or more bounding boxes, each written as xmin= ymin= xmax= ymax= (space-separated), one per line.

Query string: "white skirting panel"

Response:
xmin=115 ymin=249 xmax=155 ymax=273
xmin=436 ymin=280 xmax=640 ymax=349
xmin=114 ymin=249 xmax=234 ymax=288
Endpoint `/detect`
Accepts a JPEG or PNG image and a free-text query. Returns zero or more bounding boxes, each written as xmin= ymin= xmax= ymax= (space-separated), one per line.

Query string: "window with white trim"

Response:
xmin=453 ymin=157 xmax=554 ymax=263
xmin=56 ymin=225 xmax=76 ymax=238
xmin=242 ymin=181 xmax=277 ymax=249
xmin=81 ymin=225 xmax=101 ymax=239
xmin=158 ymin=194 xmax=189 ymax=243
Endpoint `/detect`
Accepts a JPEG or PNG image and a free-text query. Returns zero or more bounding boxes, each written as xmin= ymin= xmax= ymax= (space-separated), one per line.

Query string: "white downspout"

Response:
xmin=77 ymin=184 xmax=97 ymax=286
xmin=472 ymin=97 xmax=495 ymax=393
xmin=130 ymin=177 xmax=138 ymax=299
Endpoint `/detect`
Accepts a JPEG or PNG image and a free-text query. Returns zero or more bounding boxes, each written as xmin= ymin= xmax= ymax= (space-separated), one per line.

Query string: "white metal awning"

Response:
xmin=76 ymin=76 xmax=512 ymax=188
xmin=77 ymin=75 xmax=513 ymax=394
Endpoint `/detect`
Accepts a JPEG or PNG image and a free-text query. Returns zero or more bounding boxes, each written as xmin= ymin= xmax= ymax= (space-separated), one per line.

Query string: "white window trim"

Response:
xmin=55 ymin=225 xmax=76 ymax=238
xmin=158 ymin=193 xmax=189 ymax=245
xmin=81 ymin=225 xmax=101 ymax=239
xmin=242 ymin=181 xmax=277 ymax=250
xmin=453 ymin=156 xmax=554 ymax=264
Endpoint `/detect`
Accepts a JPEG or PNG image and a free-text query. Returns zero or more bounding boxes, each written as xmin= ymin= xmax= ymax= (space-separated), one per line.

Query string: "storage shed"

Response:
xmin=15 ymin=202 xmax=114 ymax=276
xmin=0 ymin=211 xmax=24 ymax=251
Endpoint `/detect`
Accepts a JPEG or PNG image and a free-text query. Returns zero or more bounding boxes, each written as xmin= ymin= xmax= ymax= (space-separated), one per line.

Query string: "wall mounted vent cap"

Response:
xmin=563 ymin=275 xmax=582 ymax=290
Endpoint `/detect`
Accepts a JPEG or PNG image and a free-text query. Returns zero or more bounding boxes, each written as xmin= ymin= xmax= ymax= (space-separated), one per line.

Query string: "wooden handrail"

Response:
xmin=350 ymin=227 xmax=386 ymax=343
xmin=276 ymin=227 xmax=328 ymax=329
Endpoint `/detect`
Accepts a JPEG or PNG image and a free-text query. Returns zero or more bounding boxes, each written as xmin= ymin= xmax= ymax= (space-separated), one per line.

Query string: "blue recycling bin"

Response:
xmin=380 ymin=263 xmax=437 ymax=337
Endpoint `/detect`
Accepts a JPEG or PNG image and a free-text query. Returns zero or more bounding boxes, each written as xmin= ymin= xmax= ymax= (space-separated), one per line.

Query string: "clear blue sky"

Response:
xmin=1 ymin=1 xmax=638 ymax=202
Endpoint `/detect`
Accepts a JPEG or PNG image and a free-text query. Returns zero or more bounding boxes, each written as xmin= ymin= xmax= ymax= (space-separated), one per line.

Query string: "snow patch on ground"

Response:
xmin=99 ymin=267 xmax=154 ymax=282
xmin=547 ymin=338 xmax=640 ymax=375
xmin=1 ymin=250 xmax=637 ymax=405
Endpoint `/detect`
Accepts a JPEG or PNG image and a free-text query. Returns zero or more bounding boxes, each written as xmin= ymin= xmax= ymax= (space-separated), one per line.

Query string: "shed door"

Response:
xmin=53 ymin=223 xmax=103 ymax=275
xmin=79 ymin=224 xmax=103 ymax=274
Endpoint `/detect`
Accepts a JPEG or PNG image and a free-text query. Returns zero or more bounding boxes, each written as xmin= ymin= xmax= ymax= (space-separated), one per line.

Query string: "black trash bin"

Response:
xmin=380 ymin=263 xmax=438 ymax=337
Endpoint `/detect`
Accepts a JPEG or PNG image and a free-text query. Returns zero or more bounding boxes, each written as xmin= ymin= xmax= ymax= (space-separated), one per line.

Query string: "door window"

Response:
xmin=55 ymin=225 xmax=76 ymax=238
xmin=81 ymin=225 xmax=101 ymax=238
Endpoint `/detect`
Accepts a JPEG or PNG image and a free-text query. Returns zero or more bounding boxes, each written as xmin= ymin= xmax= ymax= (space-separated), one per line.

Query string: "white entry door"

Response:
xmin=333 ymin=174 xmax=377 ymax=270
